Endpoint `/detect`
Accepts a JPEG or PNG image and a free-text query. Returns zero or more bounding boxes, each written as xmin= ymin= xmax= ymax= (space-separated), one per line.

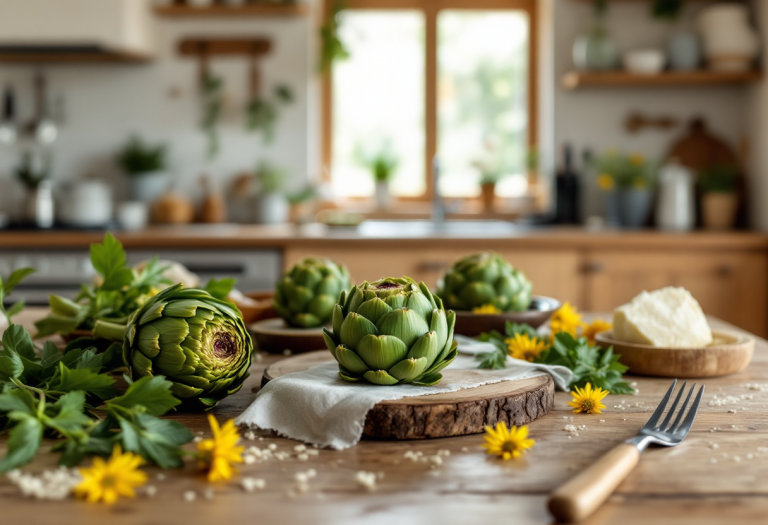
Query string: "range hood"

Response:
xmin=0 ymin=0 xmax=154 ymax=63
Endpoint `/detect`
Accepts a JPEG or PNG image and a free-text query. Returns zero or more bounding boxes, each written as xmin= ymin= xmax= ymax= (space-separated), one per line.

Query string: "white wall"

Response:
xmin=0 ymin=10 xmax=315 ymax=215
xmin=553 ymin=0 xmax=750 ymax=216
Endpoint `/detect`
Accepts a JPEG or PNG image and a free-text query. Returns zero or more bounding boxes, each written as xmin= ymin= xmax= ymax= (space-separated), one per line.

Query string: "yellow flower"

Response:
xmin=596 ymin=173 xmax=615 ymax=191
xmin=482 ymin=422 xmax=535 ymax=460
xmin=197 ymin=415 xmax=244 ymax=482
xmin=505 ymin=333 xmax=548 ymax=362
xmin=75 ymin=446 xmax=147 ymax=505
xmin=583 ymin=319 xmax=612 ymax=344
xmin=568 ymin=383 xmax=609 ymax=414
xmin=473 ymin=304 xmax=501 ymax=315
xmin=550 ymin=302 xmax=584 ymax=338
xmin=633 ymin=177 xmax=647 ymax=190
xmin=629 ymin=154 xmax=645 ymax=166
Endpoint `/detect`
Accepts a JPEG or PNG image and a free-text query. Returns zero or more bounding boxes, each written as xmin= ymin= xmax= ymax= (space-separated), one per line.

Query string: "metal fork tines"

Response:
xmin=626 ymin=379 xmax=706 ymax=451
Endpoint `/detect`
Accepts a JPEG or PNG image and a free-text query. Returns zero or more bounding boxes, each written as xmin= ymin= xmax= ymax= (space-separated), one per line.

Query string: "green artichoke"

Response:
xmin=273 ymin=257 xmax=351 ymax=328
xmin=323 ymin=277 xmax=457 ymax=386
xmin=437 ymin=252 xmax=532 ymax=312
xmin=94 ymin=284 xmax=253 ymax=409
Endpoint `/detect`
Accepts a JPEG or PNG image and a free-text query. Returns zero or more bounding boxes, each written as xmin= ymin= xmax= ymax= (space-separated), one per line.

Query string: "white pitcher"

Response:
xmin=656 ymin=161 xmax=695 ymax=232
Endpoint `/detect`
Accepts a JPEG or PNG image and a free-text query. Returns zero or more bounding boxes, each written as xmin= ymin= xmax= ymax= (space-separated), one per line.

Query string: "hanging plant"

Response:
xmin=201 ymin=71 xmax=224 ymax=160
xmin=319 ymin=0 xmax=349 ymax=74
xmin=246 ymin=85 xmax=294 ymax=144
xmin=651 ymin=0 xmax=683 ymax=21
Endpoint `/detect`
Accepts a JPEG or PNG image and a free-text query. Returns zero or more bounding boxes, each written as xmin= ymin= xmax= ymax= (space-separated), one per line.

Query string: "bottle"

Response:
xmin=555 ymin=144 xmax=581 ymax=224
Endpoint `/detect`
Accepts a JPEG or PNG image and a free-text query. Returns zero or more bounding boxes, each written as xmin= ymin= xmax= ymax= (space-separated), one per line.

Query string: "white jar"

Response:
xmin=697 ymin=4 xmax=759 ymax=72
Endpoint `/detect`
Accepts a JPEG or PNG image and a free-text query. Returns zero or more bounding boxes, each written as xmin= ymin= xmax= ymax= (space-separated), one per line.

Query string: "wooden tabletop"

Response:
xmin=2 ymin=310 xmax=767 ymax=524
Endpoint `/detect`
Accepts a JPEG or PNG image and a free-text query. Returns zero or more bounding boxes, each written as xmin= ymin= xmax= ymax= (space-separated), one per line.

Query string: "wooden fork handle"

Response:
xmin=548 ymin=443 xmax=640 ymax=523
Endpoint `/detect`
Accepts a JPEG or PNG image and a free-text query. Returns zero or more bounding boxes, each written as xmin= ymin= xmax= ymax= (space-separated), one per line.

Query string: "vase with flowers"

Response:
xmin=594 ymin=152 xmax=656 ymax=229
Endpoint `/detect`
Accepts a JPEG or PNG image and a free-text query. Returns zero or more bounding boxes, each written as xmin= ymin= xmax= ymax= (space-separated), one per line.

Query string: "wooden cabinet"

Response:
xmin=583 ymin=250 xmax=768 ymax=337
xmin=283 ymin=246 xmax=582 ymax=306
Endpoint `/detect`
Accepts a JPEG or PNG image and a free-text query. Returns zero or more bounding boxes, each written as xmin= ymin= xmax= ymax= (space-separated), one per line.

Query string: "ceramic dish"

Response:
xmin=453 ymin=296 xmax=561 ymax=337
xmin=595 ymin=330 xmax=754 ymax=378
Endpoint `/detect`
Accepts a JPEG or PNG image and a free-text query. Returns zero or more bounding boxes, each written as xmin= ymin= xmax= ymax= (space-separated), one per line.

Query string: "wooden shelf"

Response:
xmin=154 ymin=3 xmax=307 ymax=18
xmin=0 ymin=48 xmax=152 ymax=64
xmin=562 ymin=70 xmax=763 ymax=89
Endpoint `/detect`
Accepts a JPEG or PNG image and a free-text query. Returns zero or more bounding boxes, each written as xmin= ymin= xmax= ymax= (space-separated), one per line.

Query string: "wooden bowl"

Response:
xmin=453 ymin=296 xmax=562 ymax=337
xmin=232 ymin=290 xmax=277 ymax=325
xmin=249 ymin=317 xmax=327 ymax=354
xmin=595 ymin=330 xmax=754 ymax=378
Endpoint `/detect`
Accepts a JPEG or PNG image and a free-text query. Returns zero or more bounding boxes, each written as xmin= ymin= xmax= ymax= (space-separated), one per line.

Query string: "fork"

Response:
xmin=548 ymin=380 xmax=705 ymax=523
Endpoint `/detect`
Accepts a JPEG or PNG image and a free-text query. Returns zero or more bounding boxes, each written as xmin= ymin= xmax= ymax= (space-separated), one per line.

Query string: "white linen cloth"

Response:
xmin=236 ymin=337 xmax=572 ymax=450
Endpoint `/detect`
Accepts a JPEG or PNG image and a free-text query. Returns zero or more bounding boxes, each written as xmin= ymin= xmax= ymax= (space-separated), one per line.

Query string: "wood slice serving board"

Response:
xmin=249 ymin=318 xmax=326 ymax=354
xmin=262 ymin=351 xmax=555 ymax=440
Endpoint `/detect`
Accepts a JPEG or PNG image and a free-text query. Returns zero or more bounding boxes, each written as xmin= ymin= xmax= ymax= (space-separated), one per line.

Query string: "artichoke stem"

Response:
xmin=49 ymin=294 xmax=82 ymax=318
xmin=93 ymin=320 xmax=127 ymax=342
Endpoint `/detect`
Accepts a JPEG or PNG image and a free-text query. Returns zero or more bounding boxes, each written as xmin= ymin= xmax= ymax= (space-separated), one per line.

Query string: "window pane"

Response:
xmin=438 ymin=11 xmax=529 ymax=198
xmin=332 ymin=11 xmax=425 ymax=198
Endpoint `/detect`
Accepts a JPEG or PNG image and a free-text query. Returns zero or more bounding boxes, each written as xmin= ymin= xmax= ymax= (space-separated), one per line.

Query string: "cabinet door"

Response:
xmin=283 ymin=246 xmax=582 ymax=307
xmin=583 ymin=250 xmax=768 ymax=337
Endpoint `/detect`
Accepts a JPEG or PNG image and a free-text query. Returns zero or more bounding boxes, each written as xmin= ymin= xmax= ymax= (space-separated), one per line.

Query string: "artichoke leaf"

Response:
xmin=376 ymin=308 xmax=429 ymax=349
xmin=356 ymin=334 xmax=408 ymax=371
xmin=388 ymin=357 xmax=428 ymax=381
xmin=292 ymin=313 xmax=322 ymax=328
xmin=332 ymin=305 xmax=344 ymax=336
xmin=339 ymin=312 xmax=378 ymax=348
xmin=363 ymin=370 xmax=399 ymax=386
xmin=334 ymin=345 xmax=369 ymax=374
xmin=409 ymin=372 xmax=444 ymax=387
xmin=306 ymin=294 xmax=337 ymax=321
xmin=355 ymin=298 xmax=392 ymax=326
xmin=406 ymin=291 xmax=434 ymax=321
xmin=428 ymin=309 xmax=448 ymax=352
xmin=406 ymin=331 xmax=438 ymax=364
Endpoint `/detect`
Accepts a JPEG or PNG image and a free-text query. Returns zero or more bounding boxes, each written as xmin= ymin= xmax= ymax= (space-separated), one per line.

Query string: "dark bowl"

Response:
xmin=452 ymin=296 xmax=562 ymax=337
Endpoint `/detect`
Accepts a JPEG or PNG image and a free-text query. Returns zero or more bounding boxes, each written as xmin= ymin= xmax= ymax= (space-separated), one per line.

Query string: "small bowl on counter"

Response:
xmin=623 ymin=49 xmax=666 ymax=75
xmin=230 ymin=290 xmax=276 ymax=325
xmin=452 ymin=296 xmax=561 ymax=337
xmin=595 ymin=330 xmax=754 ymax=378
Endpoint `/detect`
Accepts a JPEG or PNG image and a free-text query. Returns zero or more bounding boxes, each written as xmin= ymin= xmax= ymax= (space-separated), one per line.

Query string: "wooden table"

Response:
xmin=2 ymin=310 xmax=766 ymax=524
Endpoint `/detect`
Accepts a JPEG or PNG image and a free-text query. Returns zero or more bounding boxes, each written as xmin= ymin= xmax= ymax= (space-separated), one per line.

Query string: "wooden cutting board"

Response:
xmin=249 ymin=318 xmax=326 ymax=354
xmin=262 ymin=351 xmax=555 ymax=440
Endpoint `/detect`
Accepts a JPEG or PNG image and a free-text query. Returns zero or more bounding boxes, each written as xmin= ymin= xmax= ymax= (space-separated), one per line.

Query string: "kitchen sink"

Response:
xmin=356 ymin=220 xmax=519 ymax=238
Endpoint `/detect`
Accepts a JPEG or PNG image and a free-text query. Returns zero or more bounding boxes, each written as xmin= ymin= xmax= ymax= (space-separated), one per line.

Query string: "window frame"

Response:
xmin=321 ymin=0 xmax=539 ymax=202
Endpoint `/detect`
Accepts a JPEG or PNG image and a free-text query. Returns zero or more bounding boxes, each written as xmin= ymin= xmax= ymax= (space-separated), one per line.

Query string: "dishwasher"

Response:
xmin=0 ymin=248 xmax=283 ymax=306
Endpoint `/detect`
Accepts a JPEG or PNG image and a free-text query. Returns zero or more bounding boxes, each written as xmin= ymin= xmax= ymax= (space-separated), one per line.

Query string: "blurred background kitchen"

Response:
xmin=1 ymin=0 xmax=767 ymax=337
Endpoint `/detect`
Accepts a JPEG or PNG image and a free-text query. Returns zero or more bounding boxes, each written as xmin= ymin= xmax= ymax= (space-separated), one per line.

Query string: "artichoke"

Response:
xmin=94 ymin=284 xmax=253 ymax=409
xmin=273 ymin=257 xmax=351 ymax=328
xmin=437 ymin=252 xmax=533 ymax=312
xmin=323 ymin=277 xmax=457 ymax=386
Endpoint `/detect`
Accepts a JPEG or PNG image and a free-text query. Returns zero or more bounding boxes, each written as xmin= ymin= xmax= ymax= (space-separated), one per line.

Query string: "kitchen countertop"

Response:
xmin=3 ymin=310 xmax=768 ymax=524
xmin=0 ymin=224 xmax=767 ymax=251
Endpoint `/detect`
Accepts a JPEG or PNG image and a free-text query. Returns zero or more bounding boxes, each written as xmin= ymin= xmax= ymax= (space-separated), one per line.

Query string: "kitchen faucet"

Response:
xmin=432 ymin=155 xmax=445 ymax=227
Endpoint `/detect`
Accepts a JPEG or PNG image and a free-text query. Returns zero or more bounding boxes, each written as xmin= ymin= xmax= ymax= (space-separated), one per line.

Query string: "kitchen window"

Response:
xmin=322 ymin=0 xmax=538 ymax=202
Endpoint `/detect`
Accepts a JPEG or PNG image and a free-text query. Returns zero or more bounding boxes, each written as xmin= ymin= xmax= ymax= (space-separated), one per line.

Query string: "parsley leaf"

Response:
xmin=90 ymin=232 xmax=134 ymax=292
xmin=204 ymin=277 xmax=237 ymax=301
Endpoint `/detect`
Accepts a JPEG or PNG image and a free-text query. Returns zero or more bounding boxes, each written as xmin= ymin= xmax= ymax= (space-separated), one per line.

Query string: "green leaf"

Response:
xmin=48 ymin=391 xmax=92 ymax=434
xmin=0 ymin=354 xmax=24 ymax=382
xmin=203 ymin=278 xmax=237 ymax=301
xmin=2 ymin=324 xmax=36 ymax=361
xmin=90 ymin=233 xmax=134 ymax=291
xmin=0 ymin=417 xmax=43 ymax=472
xmin=41 ymin=341 xmax=63 ymax=369
xmin=106 ymin=376 xmax=180 ymax=416
xmin=2 ymin=268 xmax=36 ymax=295
xmin=49 ymin=363 xmax=119 ymax=400
xmin=34 ymin=316 xmax=82 ymax=338
xmin=0 ymin=388 xmax=36 ymax=415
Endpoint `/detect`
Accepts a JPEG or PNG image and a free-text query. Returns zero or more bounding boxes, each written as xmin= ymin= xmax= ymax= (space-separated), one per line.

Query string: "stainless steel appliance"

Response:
xmin=0 ymin=248 xmax=282 ymax=306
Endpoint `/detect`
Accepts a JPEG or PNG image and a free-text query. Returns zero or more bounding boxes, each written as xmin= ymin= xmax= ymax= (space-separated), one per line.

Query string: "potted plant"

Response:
xmin=116 ymin=136 xmax=168 ymax=202
xmin=253 ymin=161 xmax=289 ymax=225
xmin=287 ymin=185 xmax=317 ymax=224
xmin=594 ymin=152 xmax=656 ymax=229
xmin=361 ymin=143 xmax=399 ymax=210
xmin=699 ymin=164 xmax=738 ymax=230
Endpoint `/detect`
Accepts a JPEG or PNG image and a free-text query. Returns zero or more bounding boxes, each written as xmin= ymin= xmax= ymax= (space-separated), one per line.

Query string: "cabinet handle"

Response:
xmin=416 ymin=261 xmax=449 ymax=272
xmin=582 ymin=262 xmax=605 ymax=274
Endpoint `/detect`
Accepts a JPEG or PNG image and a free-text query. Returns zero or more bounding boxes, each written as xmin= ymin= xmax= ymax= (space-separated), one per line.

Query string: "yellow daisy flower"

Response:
xmin=550 ymin=302 xmax=584 ymax=338
xmin=473 ymin=304 xmax=501 ymax=315
xmin=629 ymin=154 xmax=645 ymax=166
xmin=568 ymin=383 xmax=609 ymax=414
xmin=596 ymin=173 xmax=615 ymax=191
xmin=482 ymin=422 xmax=535 ymax=460
xmin=198 ymin=415 xmax=245 ymax=482
xmin=583 ymin=319 xmax=612 ymax=344
xmin=75 ymin=446 xmax=147 ymax=505
xmin=505 ymin=333 xmax=548 ymax=362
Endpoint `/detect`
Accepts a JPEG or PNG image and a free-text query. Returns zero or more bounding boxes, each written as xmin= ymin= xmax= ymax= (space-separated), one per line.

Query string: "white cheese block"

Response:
xmin=613 ymin=287 xmax=713 ymax=348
